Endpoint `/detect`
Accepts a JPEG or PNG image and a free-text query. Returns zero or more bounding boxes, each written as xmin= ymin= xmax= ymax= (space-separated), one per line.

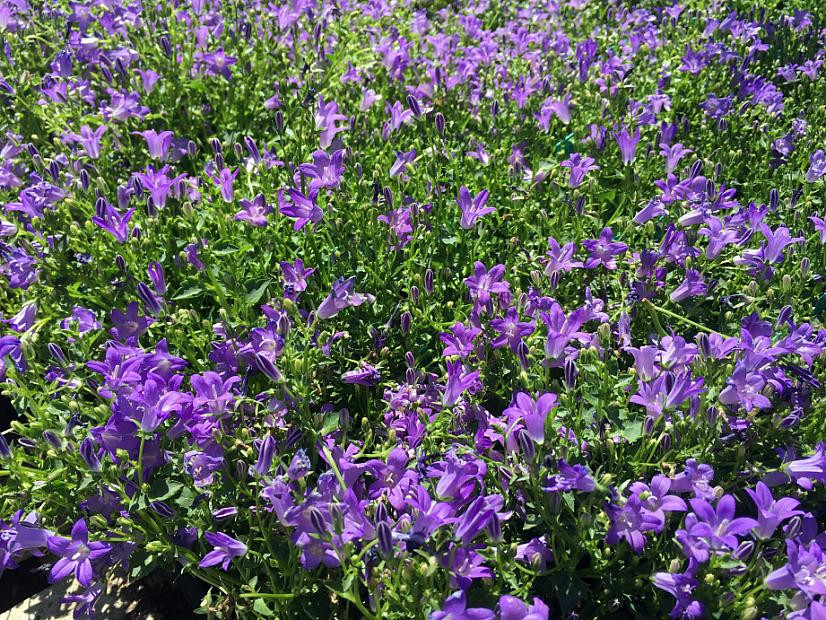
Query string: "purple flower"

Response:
xmin=191 ymin=372 xmax=239 ymax=418
xmin=810 ymin=215 xmax=826 ymax=244
xmin=660 ymin=143 xmax=692 ymax=173
xmin=671 ymin=459 xmax=715 ymax=500
xmin=605 ymin=493 xmax=661 ymax=553
xmin=582 ymin=227 xmax=627 ymax=270
xmin=783 ymin=442 xmax=826 ymax=489
xmin=47 ymin=519 xmax=111 ymax=587
xmin=63 ymin=125 xmax=106 ymax=159
xmin=316 ymin=277 xmax=374 ymax=320
xmin=134 ymin=165 xmax=181 ymax=210
xmin=613 ymin=125 xmax=641 ymax=165
xmin=185 ymin=242 xmax=205 ymax=271
xmin=134 ymin=130 xmax=173 ymax=160
xmin=342 ymin=363 xmax=381 ymax=386
xmin=429 ymin=591 xmax=494 ymax=620
xmin=560 ymin=153 xmax=598 ymax=188
xmin=315 ymin=97 xmax=348 ymax=148
xmin=540 ymin=302 xmax=587 ymax=360
xmin=629 ymin=475 xmax=687 ymax=531
xmin=389 ymin=149 xmax=417 ymax=178
xmin=457 ymin=187 xmax=495 ymax=229
xmin=503 ymin=391 xmax=557 ymax=447
xmin=653 ymin=569 xmax=705 ymax=619
xmin=766 ymin=539 xmax=826 ymax=600
xmin=254 ymin=435 xmax=276 ymax=477
xmin=746 ymin=481 xmax=802 ymax=539
xmin=295 ymin=531 xmax=340 ymax=570
xmin=60 ymin=583 xmax=103 ymax=619
xmin=490 ymin=308 xmax=535 ymax=352
xmin=299 ymin=150 xmax=345 ymax=190
xmin=805 ymin=149 xmax=826 ymax=183
xmin=109 ymin=302 xmax=152 ymax=343
xmin=670 ymin=269 xmax=707 ymax=303
xmin=235 ymin=194 xmax=271 ymax=227
xmin=719 ymin=363 xmax=772 ymax=412
xmin=543 ymin=459 xmax=595 ymax=493
xmin=443 ymin=360 xmax=481 ymax=407
xmin=214 ymin=168 xmax=239 ymax=203
xmin=280 ymin=259 xmax=315 ymax=298
xmin=515 ymin=537 xmax=553 ymax=572
xmin=148 ymin=261 xmax=166 ymax=295
xmin=453 ymin=494 xmax=508 ymax=545
xmin=734 ymin=224 xmax=803 ymax=280
xmin=543 ymin=237 xmax=582 ymax=278
xmin=698 ymin=217 xmax=740 ymax=259
xmin=279 ymin=188 xmax=323 ymax=231
xmin=91 ymin=202 xmax=134 ymax=244
xmin=498 ymin=595 xmax=550 ymax=620
xmin=463 ymin=262 xmax=509 ymax=311
xmin=442 ymin=546 xmax=493 ymax=590
xmin=366 ymin=447 xmax=418 ymax=510
xmin=184 ymin=450 xmax=224 ymax=487
xmin=199 ymin=531 xmax=247 ymax=571
xmin=196 ymin=48 xmax=237 ymax=80
xmin=440 ymin=322 xmax=482 ymax=358
xmin=5 ymin=302 xmax=36 ymax=332
xmin=678 ymin=495 xmax=758 ymax=562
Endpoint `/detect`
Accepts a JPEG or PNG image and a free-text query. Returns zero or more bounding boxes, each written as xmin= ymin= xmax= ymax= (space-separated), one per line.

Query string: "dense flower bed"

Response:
xmin=1 ymin=0 xmax=826 ymax=617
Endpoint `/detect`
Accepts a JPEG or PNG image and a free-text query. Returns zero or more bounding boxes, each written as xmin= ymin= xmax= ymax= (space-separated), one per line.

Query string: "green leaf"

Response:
xmin=561 ymin=491 xmax=575 ymax=513
xmin=253 ymin=599 xmax=275 ymax=617
xmin=619 ymin=419 xmax=643 ymax=443
xmin=320 ymin=412 xmax=340 ymax=436
xmin=172 ymin=287 xmax=203 ymax=301
xmin=212 ymin=246 xmax=241 ymax=256
xmin=176 ymin=486 xmax=197 ymax=510
xmin=150 ymin=479 xmax=183 ymax=501
xmin=815 ymin=292 xmax=826 ymax=318
xmin=245 ymin=279 xmax=271 ymax=305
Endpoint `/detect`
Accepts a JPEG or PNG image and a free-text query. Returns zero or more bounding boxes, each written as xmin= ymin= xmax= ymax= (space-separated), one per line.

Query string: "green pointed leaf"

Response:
xmin=253 ymin=599 xmax=275 ymax=617
xmin=172 ymin=287 xmax=203 ymax=301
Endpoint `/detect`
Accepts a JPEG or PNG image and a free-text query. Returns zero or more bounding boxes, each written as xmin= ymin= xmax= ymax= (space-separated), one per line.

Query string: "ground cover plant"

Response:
xmin=2 ymin=0 xmax=826 ymax=617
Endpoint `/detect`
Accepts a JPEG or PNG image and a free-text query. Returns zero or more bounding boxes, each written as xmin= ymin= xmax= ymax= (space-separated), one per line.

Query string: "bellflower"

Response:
xmin=805 ymin=149 xmax=826 ymax=183
xmin=560 ymin=153 xmax=598 ymax=188
xmin=316 ymin=277 xmax=374 ymax=320
xmin=463 ymin=262 xmax=509 ymax=311
xmin=582 ymin=227 xmax=627 ymax=270
xmin=498 ymin=595 xmax=550 ymax=620
xmin=46 ymin=519 xmax=111 ymax=587
xmin=134 ymin=129 xmax=173 ymax=160
xmin=440 ymin=322 xmax=482 ymax=358
xmin=670 ymin=269 xmax=707 ymax=303
xmin=199 ymin=531 xmax=247 ymax=571
xmin=63 ymin=125 xmax=106 ymax=159
xmin=746 ymin=481 xmax=802 ymax=539
xmin=235 ymin=194 xmax=271 ymax=227
xmin=613 ymin=125 xmax=641 ymax=165
xmin=429 ymin=591 xmax=494 ymax=620
xmin=279 ymin=188 xmax=323 ymax=231
xmin=653 ymin=569 xmax=705 ymax=619
xmin=457 ymin=187 xmax=495 ymax=229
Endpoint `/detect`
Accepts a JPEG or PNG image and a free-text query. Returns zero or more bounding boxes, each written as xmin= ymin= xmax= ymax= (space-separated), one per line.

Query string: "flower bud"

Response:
xmin=377 ymin=521 xmax=393 ymax=555
xmin=406 ymin=94 xmax=421 ymax=118
xmin=435 ymin=113 xmax=445 ymax=135
xmin=150 ymin=501 xmax=175 ymax=518
xmin=43 ymin=430 xmax=61 ymax=450
xmin=80 ymin=437 xmax=100 ymax=471
xmin=0 ymin=434 xmax=10 ymax=459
